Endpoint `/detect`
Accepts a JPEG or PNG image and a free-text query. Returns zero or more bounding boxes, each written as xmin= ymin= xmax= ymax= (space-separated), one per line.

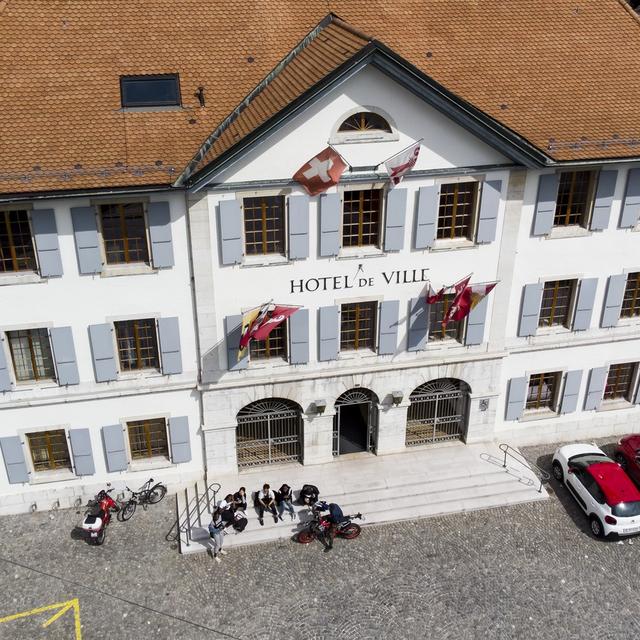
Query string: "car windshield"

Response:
xmin=611 ymin=501 xmax=640 ymax=518
xmin=569 ymin=453 xmax=611 ymax=469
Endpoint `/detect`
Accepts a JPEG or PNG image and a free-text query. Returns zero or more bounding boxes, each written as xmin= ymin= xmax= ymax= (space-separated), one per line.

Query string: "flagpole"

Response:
xmin=376 ymin=138 xmax=424 ymax=168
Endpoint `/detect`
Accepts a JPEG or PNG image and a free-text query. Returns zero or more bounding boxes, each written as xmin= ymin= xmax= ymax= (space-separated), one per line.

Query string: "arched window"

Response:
xmin=236 ymin=398 xmax=302 ymax=468
xmin=338 ymin=111 xmax=392 ymax=133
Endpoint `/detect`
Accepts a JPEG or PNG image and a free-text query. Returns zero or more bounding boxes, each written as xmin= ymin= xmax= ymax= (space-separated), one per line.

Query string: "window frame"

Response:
xmin=96 ymin=201 xmax=152 ymax=268
xmin=339 ymin=301 xmax=378 ymax=353
xmin=340 ymin=187 xmax=384 ymax=250
xmin=113 ymin=318 xmax=161 ymax=373
xmin=330 ymin=107 xmax=398 ymax=144
xmin=538 ymin=279 xmax=578 ymax=329
xmin=621 ymin=272 xmax=640 ymax=319
xmin=241 ymin=194 xmax=287 ymax=257
xmin=427 ymin=293 xmax=464 ymax=343
xmin=125 ymin=416 xmax=170 ymax=462
xmin=603 ymin=362 xmax=639 ymax=403
xmin=248 ymin=320 xmax=288 ymax=362
xmin=120 ymin=74 xmax=181 ymax=109
xmin=0 ymin=207 xmax=38 ymax=275
xmin=25 ymin=428 xmax=72 ymax=474
xmin=6 ymin=327 xmax=56 ymax=384
xmin=524 ymin=371 xmax=562 ymax=412
xmin=435 ymin=180 xmax=481 ymax=243
xmin=552 ymin=170 xmax=598 ymax=229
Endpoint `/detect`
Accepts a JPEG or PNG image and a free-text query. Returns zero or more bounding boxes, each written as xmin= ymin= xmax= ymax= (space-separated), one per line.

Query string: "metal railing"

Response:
xmin=167 ymin=481 xmax=221 ymax=548
xmin=498 ymin=443 xmax=550 ymax=493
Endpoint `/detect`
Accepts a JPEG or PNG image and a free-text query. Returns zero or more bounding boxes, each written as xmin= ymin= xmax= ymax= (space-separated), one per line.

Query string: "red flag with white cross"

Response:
xmin=293 ymin=147 xmax=347 ymax=196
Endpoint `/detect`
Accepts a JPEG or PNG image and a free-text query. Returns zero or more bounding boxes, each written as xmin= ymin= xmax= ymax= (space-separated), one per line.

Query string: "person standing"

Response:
xmin=208 ymin=508 xmax=227 ymax=563
xmin=276 ymin=483 xmax=295 ymax=521
xmin=255 ymin=483 xmax=278 ymax=526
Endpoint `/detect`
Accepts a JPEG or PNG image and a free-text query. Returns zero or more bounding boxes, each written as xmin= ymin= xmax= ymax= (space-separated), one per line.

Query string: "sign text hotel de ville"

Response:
xmin=290 ymin=268 xmax=430 ymax=294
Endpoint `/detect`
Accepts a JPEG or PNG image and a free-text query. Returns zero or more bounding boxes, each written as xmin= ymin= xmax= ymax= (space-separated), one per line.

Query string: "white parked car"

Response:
xmin=552 ymin=443 xmax=640 ymax=538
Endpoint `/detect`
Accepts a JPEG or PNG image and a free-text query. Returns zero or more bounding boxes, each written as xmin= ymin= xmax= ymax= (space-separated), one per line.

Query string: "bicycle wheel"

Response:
xmin=148 ymin=483 xmax=167 ymax=504
xmin=297 ymin=529 xmax=315 ymax=544
xmin=121 ymin=500 xmax=136 ymax=521
xmin=340 ymin=524 xmax=361 ymax=540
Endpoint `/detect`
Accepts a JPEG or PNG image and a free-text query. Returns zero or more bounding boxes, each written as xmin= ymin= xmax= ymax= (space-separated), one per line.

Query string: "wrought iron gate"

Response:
xmin=406 ymin=379 xmax=469 ymax=446
xmin=333 ymin=388 xmax=378 ymax=456
xmin=236 ymin=399 xmax=302 ymax=468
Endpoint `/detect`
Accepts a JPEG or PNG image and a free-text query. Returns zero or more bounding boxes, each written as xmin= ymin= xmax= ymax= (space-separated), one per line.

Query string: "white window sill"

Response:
xmin=337 ymin=247 xmax=385 ymax=260
xmin=427 ymin=338 xmax=463 ymax=348
xmin=30 ymin=469 xmax=77 ymax=485
xmin=535 ymin=324 xmax=571 ymax=337
xmin=11 ymin=379 xmax=58 ymax=391
xmin=431 ymin=238 xmax=476 ymax=252
xmin=598 ymin=399 xmax=634 ymax=412
xmin=547 ymin=225 xmax=591 ymax=240
xmin=0 ymin=271 xmax=43 ymax=287
xmin=519 ymin=408 xmax=558 ymax=422
xmin=117 ymin=369 xmax=163 ymax=381
xmin=338 ymin=349 xmax=378 ymax=361
xmin=617 ymin=316 xmax=640 ymax=327
xmin=248 ymin=358 xmax=289 ymax=370
xmin=330 ymin=132 xmax=398 ymax=145
xmin=101 ymin=263 xmax=155 ymax=278
xmin=241 ymin=254 xmax=289 ymax=268
xmin=129 ymin=456 xmax=173 ymax=472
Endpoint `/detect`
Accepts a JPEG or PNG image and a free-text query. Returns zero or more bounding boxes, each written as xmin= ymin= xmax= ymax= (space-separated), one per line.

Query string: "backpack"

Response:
xmin=300 ymin=484 xmax=319 ymax=504
xmin=328 ymin=503 xmax=345 ymax=524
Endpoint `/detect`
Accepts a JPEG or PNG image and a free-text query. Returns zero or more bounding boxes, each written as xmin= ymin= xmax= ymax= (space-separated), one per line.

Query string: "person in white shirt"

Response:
xmin=255 ymin=483 xmax=278 ymax=526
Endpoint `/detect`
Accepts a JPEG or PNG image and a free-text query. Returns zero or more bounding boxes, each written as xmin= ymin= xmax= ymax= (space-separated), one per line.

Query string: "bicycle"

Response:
xmin=118 ymin=478 xmax=167 ymax=521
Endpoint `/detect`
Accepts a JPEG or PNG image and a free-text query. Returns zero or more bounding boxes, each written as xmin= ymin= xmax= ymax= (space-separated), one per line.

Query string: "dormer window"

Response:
xmin=120 ymin=74 xmax=181 ymax=108
xmin=331 ymin=108 xmax=398 ymax=144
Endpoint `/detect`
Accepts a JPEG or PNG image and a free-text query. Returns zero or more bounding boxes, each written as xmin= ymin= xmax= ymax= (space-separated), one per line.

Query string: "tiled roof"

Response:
xmin=2 ymin=0 xmax=640 ymax=196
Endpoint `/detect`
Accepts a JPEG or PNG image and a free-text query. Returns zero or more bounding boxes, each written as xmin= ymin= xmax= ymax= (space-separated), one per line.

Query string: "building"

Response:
xmin=1 ymin=1 xmax=640 ymax=514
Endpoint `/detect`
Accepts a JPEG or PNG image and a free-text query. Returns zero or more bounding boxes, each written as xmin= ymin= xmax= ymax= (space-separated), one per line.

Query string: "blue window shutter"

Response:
xmin=289 ymin=308 xmax=309 ymax=365
xmin=378 ymin=300 xmax=399 ymax=355
xmin=70 ymin=206 xmax=102 ymax=274
xmin=0 ymin=336 xmax=12 ymax=391
xmin=319 ymin=306 xmax=339 ymax=361
xmin=384 ymin=189 xmax=407 ymax=251
xmin=465 ymin=295 xmax=489 ymax=346
xmin=505 ymin=377 xmax=528 ymax=420
xmin=157 ymin=317 xmax=182 ymax=375
xmin=620 ymin=168 xmax=640 ymax=229
xmin=288 ymin=195 xmax=309 ymax=260
xmin=31 ymin=209 xmax=63 ymax=277
xmin=148 ymin=201 xmax=174 ymax=268
xmin=319 ymin=194 xmax=340 ymax=257
xmin=532 ymin=174 xmax=558 ymax=236
xmin=518 ymin=284 xmax=543 ymax=337
xmin=476 ymin=180 xmax=502 ymax=244
xmin=102 ymin=425 xmax=127 ymax=472
xmin=572 ymin=278 xmax=597 ymax=331
xmin=169 ymin=416 xmax=191 ymax=464
xmin=218 ymin=200 xmax=243 ymax=265
xmin=560 ymin=370 xmax=583 ymax=414
xmin=590 ymin=170 xmax=617 ymax=231
xmin=68 ymin=428 xmax=95 ymax=476
xmin=50 ymin=326 xmax=80 ymax=385
xmin=415 ymin=185 xmax=438 ymax=249
xmin=601 ymin=274 xmax=626 ymax=328
xmin=88 ymin=324 xmax=118 ymax=382
xmin=633 ymin=379 xmax=640 ymax=405
xmin=225 ymin=315 xmax=248 ymax=370
xmin=0 ymin=436 xmax=29 ymax=484
xmin=407 ymin=297 xmax=429 ymax=351
xmin=584 ymin=367 xmax=607 ymax=411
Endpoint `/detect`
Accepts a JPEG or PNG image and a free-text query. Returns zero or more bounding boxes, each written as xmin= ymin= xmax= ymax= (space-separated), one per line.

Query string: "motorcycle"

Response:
xmin=296 ymin=503 xmax=364 ymax=545
xmin=81 ymin=486 xmax=119 ymax=545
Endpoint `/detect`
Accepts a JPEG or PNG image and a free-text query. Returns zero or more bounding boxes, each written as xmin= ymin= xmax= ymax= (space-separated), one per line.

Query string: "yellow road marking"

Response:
xmin=0 ymin=598 xmax=82 ymax=639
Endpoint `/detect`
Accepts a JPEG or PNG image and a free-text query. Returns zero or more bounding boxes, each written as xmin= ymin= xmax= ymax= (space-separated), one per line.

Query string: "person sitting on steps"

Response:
xmin=275 ymin=483 xmax=295 ymax=521
xmin=233 ymin=487 xmax=247 ymax=512
xmin=255 ymin=483 xmax=278 ymax=526
xmin=218 ymin=493 xmax=236 ymax=529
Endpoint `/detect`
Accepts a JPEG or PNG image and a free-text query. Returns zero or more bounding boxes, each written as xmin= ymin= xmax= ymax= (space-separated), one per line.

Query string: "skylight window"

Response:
xmin=120 ymin=74 xmax=181 ymax=108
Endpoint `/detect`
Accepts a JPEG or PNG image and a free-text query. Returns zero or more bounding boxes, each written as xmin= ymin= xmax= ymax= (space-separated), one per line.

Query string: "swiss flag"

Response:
xmin=293 ymin=147 xmax=347 ymax=196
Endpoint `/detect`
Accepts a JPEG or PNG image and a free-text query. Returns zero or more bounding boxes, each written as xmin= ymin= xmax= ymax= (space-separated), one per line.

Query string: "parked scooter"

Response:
xmin=81 ymin=486 xmax=119 ymax=545
xmin=296 ymin=501 xmax=363 ymax=545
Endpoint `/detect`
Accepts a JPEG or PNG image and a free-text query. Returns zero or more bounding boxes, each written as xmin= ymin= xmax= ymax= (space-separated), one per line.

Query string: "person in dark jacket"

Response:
xmin=275 ymin=483 xmax=295 ymax=521
xmin=233 ymin=487 xmax=247 ymax=512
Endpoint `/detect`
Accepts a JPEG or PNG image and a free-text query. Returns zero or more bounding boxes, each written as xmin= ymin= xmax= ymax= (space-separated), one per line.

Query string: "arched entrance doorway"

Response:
xmin=236 ymin=398 xmax=302 ymax=468
xmin=406 ymin=379 xmax=470 ymax=446
xmin=333 ymin=388 xmax=379 ymax=456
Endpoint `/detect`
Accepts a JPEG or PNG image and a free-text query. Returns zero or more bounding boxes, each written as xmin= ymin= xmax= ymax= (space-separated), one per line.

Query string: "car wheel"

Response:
xmin=552 ymin=461 xmax=564 ymax=484
xmin=615 ymin=453 xmax=627 ymax=469
xmin=589 ymin=515 xmax=605 ymax=539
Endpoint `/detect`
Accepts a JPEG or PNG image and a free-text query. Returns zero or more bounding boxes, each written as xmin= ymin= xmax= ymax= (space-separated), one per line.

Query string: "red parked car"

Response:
xmin=614 ymin=435 xmax=640 ymax=486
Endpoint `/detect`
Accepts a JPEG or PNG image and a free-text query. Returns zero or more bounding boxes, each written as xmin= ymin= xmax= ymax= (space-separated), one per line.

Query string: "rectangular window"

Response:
xmin=525 ymin=372 xmax=560 ymax=410
xmin=621 ymin=272 xmax=640 ymax=318
xmin=0 ymin=210 xmax=37 ymax=273
xmin=120 ymin=74 xmax=181 ymax=108
xmin=553 ymin=171 xmax=596 ymax=227
xmin=539 ymin=280 xmax=576 ymax=328
xmin=243 ymin=196 xmax=285 ymax=256
xmin=26 ymin=430 xmax=71 ymax=472
xmin=437 ymin=182 xmax=478 ymax=240
xmin=603 ymin=362 xmax=637 ymax=401
xmin=7 ymin=329 xmax=55 ymax=382
xmin=342 ymin=189 xmax=382 ymax=248
xmin=99 ymin=202 xmax=150 ymax=265
xmin=127 ymin=418 xmax=169 ymax=460
xmin=249 ymin=322 xmax=287 ymax=360
xmin=340 ymin=302 xmax=377 ymax=351
xmin=428 ymin=294 xmax=463 ymax=342
xmin=114 ymin=319 xmax=160 ymax=371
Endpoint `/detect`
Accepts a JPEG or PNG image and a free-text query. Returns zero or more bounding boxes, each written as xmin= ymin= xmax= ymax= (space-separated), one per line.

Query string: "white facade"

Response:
xmin=0 ymin=191 xmax=202 ymax=514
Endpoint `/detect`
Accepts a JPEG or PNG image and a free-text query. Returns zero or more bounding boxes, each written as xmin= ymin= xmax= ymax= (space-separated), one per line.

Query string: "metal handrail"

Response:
xmin=498 ymin=443 xmax=550 ymax=493
xmin=178 ymin=482 xmax=221 ymax=540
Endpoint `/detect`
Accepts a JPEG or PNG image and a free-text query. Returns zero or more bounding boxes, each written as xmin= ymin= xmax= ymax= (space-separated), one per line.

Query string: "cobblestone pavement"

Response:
xmin=1 ymin=439 xmax=639 ymax=640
